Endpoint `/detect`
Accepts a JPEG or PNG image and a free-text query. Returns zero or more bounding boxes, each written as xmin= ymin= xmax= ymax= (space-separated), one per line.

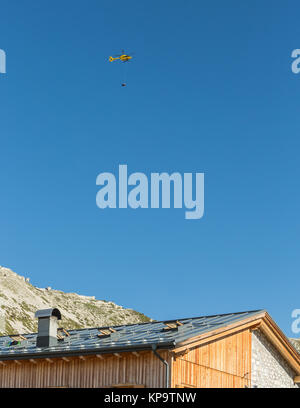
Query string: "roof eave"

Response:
xmin=0 ymin=341 xmax=176 ymax=362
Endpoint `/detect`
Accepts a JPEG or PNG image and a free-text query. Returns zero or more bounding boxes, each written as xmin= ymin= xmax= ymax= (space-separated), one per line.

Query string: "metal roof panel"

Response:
xmin=0 ymin=310 xmax=264 ymax=359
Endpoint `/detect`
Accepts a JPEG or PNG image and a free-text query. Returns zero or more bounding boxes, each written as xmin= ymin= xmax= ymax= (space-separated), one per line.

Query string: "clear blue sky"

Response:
xmin=0 ymin=1 xmax=299 ymax=335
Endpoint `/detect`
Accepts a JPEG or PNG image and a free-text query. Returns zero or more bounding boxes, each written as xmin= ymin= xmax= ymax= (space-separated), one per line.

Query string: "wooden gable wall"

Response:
xmin=171 ymin=328 xmax=252 ymax=388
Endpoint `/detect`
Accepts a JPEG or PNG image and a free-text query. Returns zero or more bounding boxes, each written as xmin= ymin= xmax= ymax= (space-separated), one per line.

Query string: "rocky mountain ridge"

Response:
xmin=0 ymin=266 xmax=150 ymax=335
xmin=0 ymin=266 xmax=299 ymax=356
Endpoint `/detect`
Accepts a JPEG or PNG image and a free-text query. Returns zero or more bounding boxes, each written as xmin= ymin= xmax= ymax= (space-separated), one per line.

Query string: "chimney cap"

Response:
xmin=35 ymin=308 xmax=61 ymax=320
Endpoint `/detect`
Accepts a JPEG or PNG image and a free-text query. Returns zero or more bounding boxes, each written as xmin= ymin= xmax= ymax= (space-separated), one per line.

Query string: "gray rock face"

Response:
xmin=251 ymin=330 xmax=299 ymax=388
xmin=0 ymin=266 xmax=150 ymax=335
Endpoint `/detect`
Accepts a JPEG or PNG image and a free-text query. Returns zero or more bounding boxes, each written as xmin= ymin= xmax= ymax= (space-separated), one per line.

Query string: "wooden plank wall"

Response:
xmin=0 ymin=351 xmax=169 ymax=388
xmin=171 ymin=329 xmax=252 ymax=388
xmin=0 ymin=330 xmax=252 ymax=388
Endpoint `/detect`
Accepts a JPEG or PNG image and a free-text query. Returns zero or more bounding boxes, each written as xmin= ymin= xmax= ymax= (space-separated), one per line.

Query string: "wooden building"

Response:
xmin=0 ymin=309 xmax=299 ymax=388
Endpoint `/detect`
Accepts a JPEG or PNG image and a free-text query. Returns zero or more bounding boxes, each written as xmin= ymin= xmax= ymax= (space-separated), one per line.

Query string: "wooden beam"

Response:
xmin=179 ymin=383 xmax=197 ymax=388
xmin=62 ymin=357 xmax=70 ymax=362
xmin=250 ymin=326 xmax=261 ymax=332
xmin=294 ymin=376 xmax=300 ymax=384
xmin=58 ymin=328 xmax=70 ymax=337
xmin=30 ymin=359 xmax=37 ymax=364
xmin=111 ymin=383 xmax=145 ymax=388
xmin=0 ymin=361 xmax=6 ymax=366
xmin=14 ymin=360 xmax=21 ymax=365
xmin=263 ymin=313 xmax=300 ymax=365
xmin=171 ymin=348 xmax=189 ymax=359
xmin=79 ymin=356 xmax=86 ymax=361
xmin=46 ymin=358 xmax=54 ymax=363
xmin=11 ymin=334 xmax=26 ymax=341
xmin=114 ymin=353 xmax=122 ymax=358
xmin=132 ymin=352 xmax=140 ymax=357
xmin=96 ymin=354 xmax=104 ymax=360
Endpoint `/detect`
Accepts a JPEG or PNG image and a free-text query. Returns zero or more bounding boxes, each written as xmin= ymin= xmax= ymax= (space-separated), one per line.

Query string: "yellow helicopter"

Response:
xmin=109 ymin=50 xmax=134 ymax=86
xmin=109 ymin=50 xmax=133 ymax=63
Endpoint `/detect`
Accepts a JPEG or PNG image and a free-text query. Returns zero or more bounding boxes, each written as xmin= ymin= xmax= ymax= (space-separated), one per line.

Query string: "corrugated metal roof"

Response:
xmin=0 ymin=310 xmax=264 ymax=360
